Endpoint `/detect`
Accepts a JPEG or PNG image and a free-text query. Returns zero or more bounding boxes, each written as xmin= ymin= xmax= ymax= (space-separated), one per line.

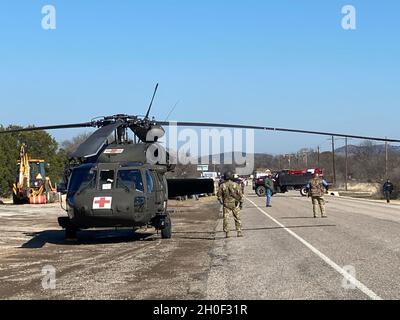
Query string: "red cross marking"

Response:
xmin=94 ymin=197 xmax=111 ymax=208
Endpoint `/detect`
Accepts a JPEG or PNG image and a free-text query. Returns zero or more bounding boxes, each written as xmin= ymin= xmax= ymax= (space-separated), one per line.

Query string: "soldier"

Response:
xmin=383 ymin=179 xmax=394 ymax=203
xmin=217 ymin=171 xmax=244 ymax=238
xmin=234 ymin=176 xmax=245 ymax=194
xmin=306 ymin=173 xmax=329 ymax=218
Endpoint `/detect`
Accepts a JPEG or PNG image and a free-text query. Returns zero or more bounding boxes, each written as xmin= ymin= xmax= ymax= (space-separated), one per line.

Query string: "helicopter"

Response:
xmin=2 ymin=84 xmax=400 ymax=241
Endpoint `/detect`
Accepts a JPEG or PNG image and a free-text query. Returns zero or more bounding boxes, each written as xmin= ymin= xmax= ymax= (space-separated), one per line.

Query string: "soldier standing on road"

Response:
xmin=306 ymin=173 xmax=329 ymax=218
xmin=264 ymin=174 xmax=274 ymax=208
xmin=217 ymin=171 xmax=244 ymax=238
xmin=383 ymin=179 xmax=394 ymax=203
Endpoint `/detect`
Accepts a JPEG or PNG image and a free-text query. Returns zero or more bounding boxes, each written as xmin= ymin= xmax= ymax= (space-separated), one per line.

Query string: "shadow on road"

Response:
xmin=172 ymin=231 xmax=217 ymax=241
xmin=20 ymin=229 xmax=155 ymax=249
xmin=173 ymin=224 xmax=337 ymax=241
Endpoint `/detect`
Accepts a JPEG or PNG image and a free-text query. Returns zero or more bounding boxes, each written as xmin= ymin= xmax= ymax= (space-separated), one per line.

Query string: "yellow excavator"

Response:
xmin=12 ymin=144 xmax=58 ymax=204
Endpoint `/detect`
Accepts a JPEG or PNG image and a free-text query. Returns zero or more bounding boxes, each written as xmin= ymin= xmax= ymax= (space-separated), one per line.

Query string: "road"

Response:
xmin=207 ymin=190 xmax=400 ymax=300
xmin=1 ymin=190 xmax=400 ymax=300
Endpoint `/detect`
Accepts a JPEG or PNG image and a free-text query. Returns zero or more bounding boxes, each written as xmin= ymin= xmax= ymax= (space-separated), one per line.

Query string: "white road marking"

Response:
xmin=246 ymin=197 xmax=383 ymax=300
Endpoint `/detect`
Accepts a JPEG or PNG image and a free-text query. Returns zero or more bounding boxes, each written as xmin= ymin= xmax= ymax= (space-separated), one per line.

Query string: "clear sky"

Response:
xmin=1 ymin=0 xmax=399 ymax=154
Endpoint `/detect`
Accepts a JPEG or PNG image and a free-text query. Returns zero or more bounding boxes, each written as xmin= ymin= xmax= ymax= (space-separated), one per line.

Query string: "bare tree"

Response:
xmin=61 ymin=132 xmax=92 ymax=157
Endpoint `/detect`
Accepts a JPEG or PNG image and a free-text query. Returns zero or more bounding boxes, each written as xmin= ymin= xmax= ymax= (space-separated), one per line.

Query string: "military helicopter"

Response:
xmin=2 ymin=84 xmax=400 ymax=241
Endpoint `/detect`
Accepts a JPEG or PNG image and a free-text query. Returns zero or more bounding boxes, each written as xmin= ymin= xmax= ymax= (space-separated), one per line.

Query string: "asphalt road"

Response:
xmin=207 ymin=190 xmax=400 ymax=300
xmin=1 ymin=190 xmax=400 ymax=300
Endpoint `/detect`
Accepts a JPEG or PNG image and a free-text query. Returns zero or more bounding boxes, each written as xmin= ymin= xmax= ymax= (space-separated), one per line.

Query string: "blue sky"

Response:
xmin=1 ymin=0 xmax=399 ymax=154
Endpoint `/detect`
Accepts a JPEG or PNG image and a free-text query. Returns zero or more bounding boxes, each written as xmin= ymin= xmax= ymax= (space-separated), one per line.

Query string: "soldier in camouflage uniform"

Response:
xmin=217 ymin=171 xmax=244 ymax=238
xmin=306 ymin=173 xmax=329 ymax=218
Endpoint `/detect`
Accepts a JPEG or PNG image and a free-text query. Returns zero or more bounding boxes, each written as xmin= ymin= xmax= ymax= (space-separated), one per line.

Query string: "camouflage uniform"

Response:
xmin=308 ymin=177 xmax=328 ymax=218
xmin=217 ymin=180 xmax=243 ymax=237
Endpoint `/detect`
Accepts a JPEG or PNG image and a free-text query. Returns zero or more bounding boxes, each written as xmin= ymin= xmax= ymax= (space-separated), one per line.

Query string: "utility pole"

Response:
xmin=345 ymin=137 xmax=348 ymax=191
xmin=317 ymin=146 xmax=320 ymax=167
xmin=331 ymin=136 xmax=336 ymax=185
xmin=285 ymin=154 xmax=292 ymax=169
xmin=304 ymin=152 xmax=308 ymax=168
xmin=385 ymin=137 xmax=388 ymax=179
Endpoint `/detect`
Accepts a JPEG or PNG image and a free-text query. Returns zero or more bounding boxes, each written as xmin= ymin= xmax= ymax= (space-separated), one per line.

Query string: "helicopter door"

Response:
xmin=151 ymin=171 xmax=165 ymax=212
xmin=91 ymin=169 xmax=115 ymax=216
xmin=145 ymin=170 xmax=156 ymax=214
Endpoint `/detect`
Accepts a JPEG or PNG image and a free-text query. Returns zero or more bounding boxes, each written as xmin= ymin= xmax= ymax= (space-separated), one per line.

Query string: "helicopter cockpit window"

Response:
xmin=68 ymin=165 xmax=97 ymax=197
xmin=100 ymin=170 xmax=115 ymax=190
xmin=146 ymin=170 xmax=154 ymax=193
xmin=117 ymin=170 xmax=144 ymax=192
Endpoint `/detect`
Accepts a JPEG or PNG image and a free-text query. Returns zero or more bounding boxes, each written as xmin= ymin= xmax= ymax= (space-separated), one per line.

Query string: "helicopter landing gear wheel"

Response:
xmin=58 ymin=217 xmax=79 ymax=241
xmin=161 ymin=214 xmax=172 ymax=239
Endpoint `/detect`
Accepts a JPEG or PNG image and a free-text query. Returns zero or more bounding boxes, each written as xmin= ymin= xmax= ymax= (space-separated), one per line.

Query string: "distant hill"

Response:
xmin=335 ymin=144 xmax=400 ymax=156
xmin=199 ymin=151 xmax=257 ymax=164
xmin=195 ymin=145 xmax=400 ymax=167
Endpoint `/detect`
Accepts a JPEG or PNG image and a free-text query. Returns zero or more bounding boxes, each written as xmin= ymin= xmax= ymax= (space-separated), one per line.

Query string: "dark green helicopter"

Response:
xmin=2 ymin=84 xmax=400 ymax=241
xmin=0 ymin=85 xmax=213 ymax=240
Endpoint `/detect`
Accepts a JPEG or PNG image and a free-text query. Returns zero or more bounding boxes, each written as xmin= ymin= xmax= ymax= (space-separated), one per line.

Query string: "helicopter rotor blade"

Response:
xmin=0 ymin=122 xmax=95 ymax=134
xmin=144 ymin=83 xmax=159 ymax=119
xmin=71 ymin=120 xmax=124 ymax=158
xmin=156 ymin=121 xmax=400 ymax=143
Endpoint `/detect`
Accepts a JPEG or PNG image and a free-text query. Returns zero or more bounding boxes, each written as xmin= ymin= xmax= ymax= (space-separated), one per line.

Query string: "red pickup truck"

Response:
xmin=253 ymin=168 xmax=323 ymax=197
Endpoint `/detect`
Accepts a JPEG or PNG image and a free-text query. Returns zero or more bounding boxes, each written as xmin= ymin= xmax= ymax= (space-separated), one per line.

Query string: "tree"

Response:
xmin=61 ymin=132 xmax=92 ymax=157
xmin=0 ymin=127 xmax=19 ymax=196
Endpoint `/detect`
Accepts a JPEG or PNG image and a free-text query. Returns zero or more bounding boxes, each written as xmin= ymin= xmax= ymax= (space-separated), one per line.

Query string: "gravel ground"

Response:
xmin=0 ymin=197 xmax=220 ymax=300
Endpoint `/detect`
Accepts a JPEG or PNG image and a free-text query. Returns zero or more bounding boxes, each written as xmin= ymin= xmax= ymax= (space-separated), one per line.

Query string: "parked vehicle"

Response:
xmin=12 ymin=144 xmax=58 ymax=204
xmin=253 ymin=168 xmax=323 ymax=197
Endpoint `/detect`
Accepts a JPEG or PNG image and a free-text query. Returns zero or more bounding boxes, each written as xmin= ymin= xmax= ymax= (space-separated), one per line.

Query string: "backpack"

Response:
xmin=224 ymin=181 xmax=242 ymax=202
xmin=310 ymin=178 xmax=325 ymax=197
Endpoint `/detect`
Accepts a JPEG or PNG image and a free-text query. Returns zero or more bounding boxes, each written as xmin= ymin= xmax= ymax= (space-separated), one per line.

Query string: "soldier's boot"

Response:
xmin=237 ymin=231 xmax=243 ymax=238
xmin=225 ymin=232 xmax=230 ymax=238
xmin=312 ymin=203 xmax=318 ymax=218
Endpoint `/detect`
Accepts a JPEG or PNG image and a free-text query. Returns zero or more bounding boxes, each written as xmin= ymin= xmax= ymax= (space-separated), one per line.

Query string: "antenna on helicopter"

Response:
xmin=145 ymin=83 xmax=159 ymax=119
xmin=165 ymin=100 xmax=180 ymax=122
